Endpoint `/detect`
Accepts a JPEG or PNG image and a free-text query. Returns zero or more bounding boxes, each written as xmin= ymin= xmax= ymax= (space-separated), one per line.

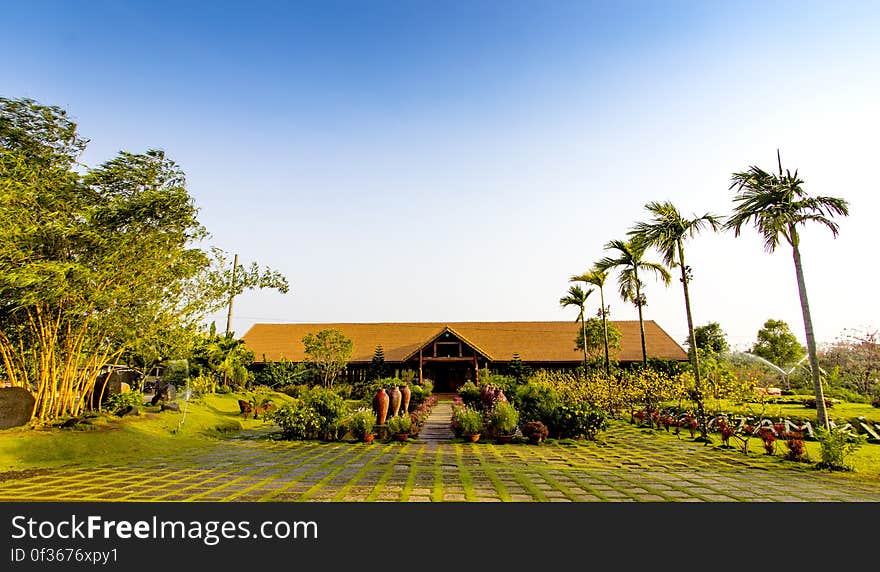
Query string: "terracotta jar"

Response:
xmin=374 ymin=388 xmax=389 ymax=426
xmin=400 ymin=384 xmax=411 ymax=414
xmin=389 ymin=385 xmax=402 ymax=418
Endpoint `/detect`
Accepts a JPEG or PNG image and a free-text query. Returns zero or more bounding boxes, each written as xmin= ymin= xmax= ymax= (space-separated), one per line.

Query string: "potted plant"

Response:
xmin=488 ymin=402 xmax=519 ymax=443
xmin=456 ymin=407 xmax=483 ymax=442
xmin=387 ymin=414 xmax=411 ymax=441
xmin=348 ymin=408 xmax=375 ymax=443
xmin=522 ymin=421 xmax=548 ymax=444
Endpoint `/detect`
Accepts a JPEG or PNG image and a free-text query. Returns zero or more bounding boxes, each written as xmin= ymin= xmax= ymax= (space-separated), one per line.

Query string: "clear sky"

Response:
xmin=4 ymin=0 xmax=879 ymax=351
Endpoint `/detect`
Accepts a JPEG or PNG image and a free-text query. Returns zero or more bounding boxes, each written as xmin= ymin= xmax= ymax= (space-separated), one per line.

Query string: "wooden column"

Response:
xmin=419 ymin=348 xmax=423 ymax=384
xmin=474 ymin=355 xmax=479 ymax=384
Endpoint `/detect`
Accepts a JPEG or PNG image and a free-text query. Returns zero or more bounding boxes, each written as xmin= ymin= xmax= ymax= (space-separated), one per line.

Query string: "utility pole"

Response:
xmin=225 ymin=253 xmax=239 ymax=337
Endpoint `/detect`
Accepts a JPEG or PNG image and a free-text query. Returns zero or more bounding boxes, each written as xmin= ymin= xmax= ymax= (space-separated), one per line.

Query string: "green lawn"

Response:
xmin=0 ymin=391 xmax=295 ymax=472
xmin=696 ymin=397 xmax=880 ymax=426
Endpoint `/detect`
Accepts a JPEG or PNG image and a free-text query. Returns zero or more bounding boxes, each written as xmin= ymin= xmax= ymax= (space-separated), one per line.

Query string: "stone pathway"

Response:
xmin=418 ymin=399 xmax=455 ymax=444
xmin=2 ymin=420 xmax=878 ymax=502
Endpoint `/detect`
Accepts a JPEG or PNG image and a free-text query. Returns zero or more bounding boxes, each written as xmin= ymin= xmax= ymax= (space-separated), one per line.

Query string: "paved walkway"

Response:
xmin=1 ymin=421 xmax=878 ymax=502
xmin=418 ymin=399 xmax=455 ymax=444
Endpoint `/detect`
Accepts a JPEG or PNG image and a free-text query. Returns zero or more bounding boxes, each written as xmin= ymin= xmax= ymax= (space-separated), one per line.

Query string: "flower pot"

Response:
xmin=363 ymin=433 xmax=374 ymax=443
xmin=389 ymin=386 xmax=402 ymax=418
xmin=374 ymin=388 xmax=389 ymax=426
xmin=465 ymin=433 xmax=480 ymax=443
xmin=400 ymin=384 xmax=411 ymax=414
xmin=393 ymin=433 xmax=409 ymax=442
xmin=495 ymin=434 xmax=514 ymax=444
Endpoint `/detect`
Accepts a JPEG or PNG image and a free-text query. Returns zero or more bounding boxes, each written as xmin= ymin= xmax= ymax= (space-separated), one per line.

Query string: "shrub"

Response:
xmin=488 ymin=402 xmax=519 ymax=436
xmin=551 ymin=401 xmax=607 ymax=440
xmin=514 ymin=380 xmax=559 ymax=425
xmin=269 ymin=401 xmax=321 ymax=440
xmin=276 ymin=384 xmax=309 ymax=398
xmin=803 ymin=397 xmax=834 ymax=409
xmin=302 ymin=387 xmax=349 ymax=440
xmin=106 ymin=390 xmax=145 ymax=413
xmin=871 ymin=397 xmax=880 ymax=408
xmin=347 ymin=408 xmax=375 ymax=440
xmin=816 ymin=428 xmax=865 ymax=471
xmin=783 ymin=433 xmax=808 ymax=462
xmin=758 ymin=427 xmax=776 ymax=455
xmin=458 ymin=382 xmax=481 ymax=408
xmin=521 ymin=421 xmax=548 ymax=443
xmin=387 ymin=414 xmax=411 ymax=436
xmin=455 ymin=407 xmax=483 ymax=436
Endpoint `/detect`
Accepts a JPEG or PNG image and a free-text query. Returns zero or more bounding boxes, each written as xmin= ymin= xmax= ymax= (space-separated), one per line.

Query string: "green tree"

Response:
xmin=575 ymin=317 xmax=622 ymax=366
xmin=559 ymin=284 xmax=593 ymax=371
xmin=303 ymin=329 xmax=354 ymax=388
xmin=570 ymin=267 xmax=612 ymax=374
xmin=692 ymin=322 xmax=729 ymax=355
xmin=191 ymin=324 xmax=256 ymax=388
xmin=727 ymin=150 xmax=848 ymax=429
xmin=506 ymin=352 xmax=532 ymax=384
xmin=752 ymin=319 xmax=806 ymax=368
xmin=596 ymin=239 xmax=671 ymax=366
xmin=0 ymin=96 xmax=288 ymax=422
xmin=368 ymin=344 xmax=388 ymax=382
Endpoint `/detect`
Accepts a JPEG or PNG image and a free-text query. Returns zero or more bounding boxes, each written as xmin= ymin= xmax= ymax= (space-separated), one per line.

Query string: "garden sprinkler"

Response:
xmin=178 ymin=386 xmax=192 ymax=431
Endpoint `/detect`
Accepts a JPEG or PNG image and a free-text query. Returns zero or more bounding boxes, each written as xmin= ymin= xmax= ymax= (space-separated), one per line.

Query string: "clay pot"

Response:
xmin=374 ymin=388 xmax=389 ymax=426
xmin=493 ymin=388 xmax=507 ymax=405
xmin=393 ymin=433 xmax=409 ymax=442
xmin=363 ymin=434 xmax=375 ymax=443
xmin=389 ymin=386 xmax=402 ymax=418
xmin=495 ymin=434 xmax=514 ymax=444
xmin=466 ymin=433 xmax=481 ymax=443
xmin=401 ymin=384 xmax=411 ymax=413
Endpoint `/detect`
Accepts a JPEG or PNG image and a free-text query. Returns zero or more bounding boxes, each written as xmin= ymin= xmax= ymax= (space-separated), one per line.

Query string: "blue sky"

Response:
xmin=4 ymin=0 xmax=879 ymax=351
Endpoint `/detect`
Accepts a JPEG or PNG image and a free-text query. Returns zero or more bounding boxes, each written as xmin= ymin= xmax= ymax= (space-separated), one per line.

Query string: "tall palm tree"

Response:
xmin=559 ymin=284 xmax=593 ymax=371
xmin=726 ymin=151 xmax=848 ymax=430
xmin=630 ymin=201 xmax=720 ymax=439
xmin=596 ymin=239 xmax=671 ymax=366
xmin=570 ymin=267 xmax=611 ymax=375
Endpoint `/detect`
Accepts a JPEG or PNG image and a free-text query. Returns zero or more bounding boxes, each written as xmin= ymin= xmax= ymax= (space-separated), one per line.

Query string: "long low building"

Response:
xmin=242 ymin=321 xmax=688 ymax=392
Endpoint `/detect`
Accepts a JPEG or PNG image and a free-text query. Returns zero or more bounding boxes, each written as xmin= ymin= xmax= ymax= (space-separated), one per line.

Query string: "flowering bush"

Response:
xmin=269 ymin=400 xmax=321 ymax=440
xmin=488 ymin=402 xmax=519 ymax=436
xmin=551 ymin=401 xmax=607 ymax=439
xmin=453 ymin=406 xmax=483 ymax=436
xmin=346 ymin=408 xmax=375 ymax=440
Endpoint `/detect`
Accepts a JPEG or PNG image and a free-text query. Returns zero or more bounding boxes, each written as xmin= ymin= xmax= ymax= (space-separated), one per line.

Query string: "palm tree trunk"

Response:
xmin=678 ymin=241 xmax=707 ymax=440
xmin=790 ymin=226 xmax=829 ymax=429
xmin=599 ymin=285 xmax=610 ymax=375
xmin=634 ymin=268 xmax=647 ymax=366
xmin=580 ymin=308 xmax=588 ymax=374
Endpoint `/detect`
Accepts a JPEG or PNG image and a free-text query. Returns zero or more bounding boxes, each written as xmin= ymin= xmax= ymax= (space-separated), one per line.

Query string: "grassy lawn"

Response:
xmin=0 ymin=391 xmax=295 ymax=472
xmin=701 ymin=397 xmax=880 ymax=425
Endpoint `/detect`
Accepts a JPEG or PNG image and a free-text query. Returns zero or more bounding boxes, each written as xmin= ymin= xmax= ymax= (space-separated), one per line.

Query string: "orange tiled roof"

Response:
xmin=241 ymin=321 xmax=687 ymax=363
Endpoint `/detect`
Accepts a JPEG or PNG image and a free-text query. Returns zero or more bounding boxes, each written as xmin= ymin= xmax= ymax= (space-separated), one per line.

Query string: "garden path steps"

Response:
xmin=419 ymin=396 xmax=456 ymax=444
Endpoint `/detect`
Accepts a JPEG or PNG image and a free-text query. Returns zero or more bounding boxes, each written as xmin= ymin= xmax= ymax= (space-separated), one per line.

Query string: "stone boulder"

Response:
xmin=150 ymin=382 xmax=177 ymax=405
xmin=161 ymin=401 xmax=180 ymax=412
xmin=91 ymin=369 xmax=140 ymax=409
xmin=0 ymin=387 xmax=36 ymax=429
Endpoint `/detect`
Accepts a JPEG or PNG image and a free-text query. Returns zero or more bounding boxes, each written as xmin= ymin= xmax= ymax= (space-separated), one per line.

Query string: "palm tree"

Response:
xmin=559 ymin=284 xmax=593 ymax=371
xmin=570 ymin=267 xmax=611 ymax=375
xmin=726 ymin=150 xmax=848 ymax=430
xmin=630 ymin=201 xmax=720 ymax=439
xmin=596 ymin=239 xmax=671 ymax=366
